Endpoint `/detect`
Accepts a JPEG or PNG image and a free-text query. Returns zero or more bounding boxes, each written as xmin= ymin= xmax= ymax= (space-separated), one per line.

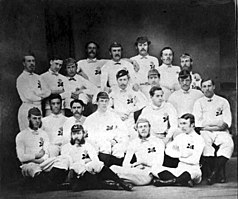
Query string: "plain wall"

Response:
xmin=0 ymin=0 xmax=236 ymax=185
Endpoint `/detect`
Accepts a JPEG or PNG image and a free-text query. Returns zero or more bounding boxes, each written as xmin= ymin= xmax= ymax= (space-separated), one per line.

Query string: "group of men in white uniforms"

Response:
xmin=15 ymin=36 xmax=234 ymax=191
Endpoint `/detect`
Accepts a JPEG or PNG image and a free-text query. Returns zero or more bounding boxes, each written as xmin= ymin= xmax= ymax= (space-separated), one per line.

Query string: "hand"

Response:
xmin=110 ymin=139 xmax=117 ymax=147
xmin=132 ymin=60 xmax=140 ymax=72
xmin=193 ymin=73 xmax=201 ymax=81
xmin=120 ymin=113 xmax=129 ymax=121
xmin=150 ymin=61 xmax=155 ymax=69
xmin=35 ymin=149 xmax=45 ymax=159
xmin=132 ymin=83 xmax=140 ymax=92
xmin=71 ymin=92 xmax=79 ymax=100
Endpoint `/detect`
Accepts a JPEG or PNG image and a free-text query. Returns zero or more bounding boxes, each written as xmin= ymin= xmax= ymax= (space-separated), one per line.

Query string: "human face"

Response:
xmin=151 ymin=90 xmax=164 ymax=107
xmin=161 ymin=49 xmax=173 ymax=65
xmin=71 ymin=102 xmax=83 ymax=117
xmin=180 ymin=57 xmax=192 ymax=71
xmin=71 ymin=130 xmax=84 ymax=144
xmin=137 ymin=42 xmax=149 ymax=56
xmin=201 ymin=80 xmax=215 ymax=98
xmin=137 ymin=122 xmax=150 ymax=138
xmin=179 ymin=76 xmax=191 ymax=91
xmin=179 ymin=118 xmax=193 ymax=134
xmin=148 ymin=75 xmax=160 ymax=86
xmin=87 ymin=43 xmax=97 ymax=59
xmin=110 ymin=47 xmax=122 ymax=62
xmin=28 ymin=114 xmax=42 ymax=130
xmin=50 ymin=98 xmax=61 ymax=115
xmin=23 ymin=55 xmax=35 ymax=73
xmin=50 ymin=59 xmax=63 ymax=73
xmin=117 ymin=75 xmax=129 ymax=90
xmin=66 ymin=63 xmax=77 ymax=77
xmin=97 ymin=98 xmax=109 ymax=112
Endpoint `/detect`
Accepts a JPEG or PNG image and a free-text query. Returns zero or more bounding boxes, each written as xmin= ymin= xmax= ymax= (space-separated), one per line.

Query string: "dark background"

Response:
xmin=0 ymin=0 xmax=236 ymax=187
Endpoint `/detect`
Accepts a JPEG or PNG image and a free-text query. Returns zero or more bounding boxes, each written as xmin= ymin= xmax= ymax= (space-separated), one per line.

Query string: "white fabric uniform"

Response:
xmin=84 ymin=110 xmax=129 ymax=158
xmin=193 ymin=95 xmax=234 ymax=159
xmin=130 ymin=55 xmax=159 ymax=85
xmin=62 ymin=116 xmax=86 ymax=144
xmin=168 ymin=88 xmax=203 ymax=117
xmin=61 ymin=142 xmax=104 ymax=175
xmin=42 ymin=113 xmax=68 ymax=157
xmin=158 ymin=64 xmax=181 ymax=91
xmin=101 ymin=60 xmax=136 ymax=89
xmin=64 ymin=74 xmax=98 ymax=108
xmin=139 ymin=102 xmax=178 ymax=139
xmin=140 ymin=84 xmax=172 ymax=103
xmin=155 ymin=130 xmax=205 ymax=184
xmin=41 ymin=69 xmax=68 ymax=110
xmin=111 ymin=136 xmax=165 ymax=185
xmin=77 ymin=58 xmax=108 ymax=88
xmin=16 ymin=70 xmax=51 ymax=131
xmin=109 ymin=86 xmax=147 ymax=139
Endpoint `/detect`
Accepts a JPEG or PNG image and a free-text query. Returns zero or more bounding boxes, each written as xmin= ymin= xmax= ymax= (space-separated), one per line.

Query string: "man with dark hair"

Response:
xmin=168 ymin=69 xmax=203 ymax=117
xmin=61 ymin=124 xmax=132 ymax=191
xmin=130 ymin=36 xmax=159 ymax=86
xmin=63 ymin=99 xmax=87 ymax=144
xmin=84 ymin=91 xmax=129 ymax=167
xmin=16 ymin=53 xmax=51 ymax=131
xmin=101 ymin=42 xmax=137 ymax=93
xmin=41 ymin=55 xmax=68 ymax=116
xmin=110 ymin=69 xmax=147 ymax=139
xmin=158 ymin=47 xmax=181 ymax=92
xmin=180 ymin=53 xmax=202 ymax=89
xmin=77 ymin=41 xmax=108 ymax=88
xmin=64 ymin=57 xmax=98 ymax=117
xmin=139 ymin=86 xmax=178 ymax=141
xmin=111 ymin=118 xmax=165 ymax=186
xmin=193 ymin=79 xmax=234 ymax=185
xmin=42 ymin=94 xmax=67 ymax=157
xmin=152 ymin=113 xmax=205 ymax=187
xmin=15 ymin=107 xmax=68 ymax=192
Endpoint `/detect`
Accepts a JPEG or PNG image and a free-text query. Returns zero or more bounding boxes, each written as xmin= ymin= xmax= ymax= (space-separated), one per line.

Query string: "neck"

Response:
xmin=74 ymin=114 xmax=82 ymax=120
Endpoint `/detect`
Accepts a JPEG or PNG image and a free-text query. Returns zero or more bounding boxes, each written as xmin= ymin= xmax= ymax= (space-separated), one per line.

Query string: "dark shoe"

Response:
xmin=153 ymin=178 xmax=176 ymax=187
xmin=101 ymin=180 xmax=121 ymax=190
xmin=217 ymin=177 xmax=226 ymax=183
xmin=206 ymin=171 xmax=216 ymax=185
xmin=119 ymin=181 xmax=133 ymax=191
xmin=187 ymin=180 xmax=194 ymax=187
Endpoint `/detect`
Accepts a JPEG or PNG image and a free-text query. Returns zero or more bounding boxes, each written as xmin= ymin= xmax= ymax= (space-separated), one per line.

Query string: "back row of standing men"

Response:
xmin=15 ymin=36 xmax=234 ymax=191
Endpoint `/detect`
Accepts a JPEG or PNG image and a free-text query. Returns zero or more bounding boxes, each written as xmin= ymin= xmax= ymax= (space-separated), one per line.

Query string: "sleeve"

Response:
xmin=154 ymin=58 xmax=159 ymax=69
xmin=81 ymin=77 xmax=98 ymax=95
xmin=122 ymin=142 xmax=135 ymax=167
xmin=100 ymin=64 xmax=109 ymax=89
xmin=16 ymin=77 xmax=41 ymax=102
xmin=87 ymin=143 xmax=100 ymax=162
xmin=39 ymin=77 xmax=51 ymax=98
xmin=192 ymin=100 xmax=203 ymax=127
xmin=168 ymin=103 xmax=178 ymax=130
xmin=134 ymin=91 xmax=148 ymax=110
xmin=15 ymin=133 xmax=35 ymax=163
xmin=127 ymin=63 xmax=137 ymax=84
xmin=222 ymin=99 xmax=232 ymax=127
xmin=165 ymin=135 xmax=180 ymax=158
xmin=152 ymin=140 xmax=165 ymax=167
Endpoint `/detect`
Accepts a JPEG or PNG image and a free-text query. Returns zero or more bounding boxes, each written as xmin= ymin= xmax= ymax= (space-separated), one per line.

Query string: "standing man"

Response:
xmin=84 ymin=92 xmax=129 ymax=167
xmin=180 ymin=53 xmax=202 ymax=90
xmin=152 ymin=114 xmax=205 ymax=187
xmin=100 ymin=42 xmax=137 ymax=93
xmin=158 ymin=47 xmax=181 ymax=92
xmin=41 ymin=55 xmax=68 ymax=116
xmin=77 ymin=41 xmax=108 ymax=89
xmin=139 ymin=86 xmax=178 ymax=141
xmin=110 ymin=69 xmax=147 ymax=139
xmin=16 ymin=53 xmax=51 ymax=131
xmin=130 ymin=36 xmax=159 ymax=86
xmin=168 ymin=70 xmax=203 ymax=117
xmin=64 ymin=58 xmax=98 ymax=116
xmin=41 ymin=94 xmax=67 ymax=157
xmin=193 ymin=79 xmax=234 ymax=185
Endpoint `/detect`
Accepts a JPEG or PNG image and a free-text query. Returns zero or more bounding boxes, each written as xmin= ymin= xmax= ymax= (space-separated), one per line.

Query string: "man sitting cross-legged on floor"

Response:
xmin=61 ymin=124 xmax=133 ymax=192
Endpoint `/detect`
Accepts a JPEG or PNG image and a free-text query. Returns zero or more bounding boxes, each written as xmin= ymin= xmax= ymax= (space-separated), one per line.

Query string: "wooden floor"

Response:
xmin=1 ymin=157 xmax=237 ymax=199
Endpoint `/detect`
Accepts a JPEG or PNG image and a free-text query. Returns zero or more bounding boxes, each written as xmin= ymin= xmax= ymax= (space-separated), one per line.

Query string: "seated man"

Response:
xmin=110 ymin=69 xmax=147 ymax=139
xmin=61 ymin=124 xmax=132 ymax=191
xmin=15 ymin=107 xmax=69 ymax=192
xmin=152 ymin=113 xmax=205 ymax=187
xmin=42 ymin=94 xmax=67 ymax=157
xmin=111 ymin=118 xmax=165 ymax=186
xmin=193 ymin=78 xmax=234 ymax=185
xmin=84 ymin=92 xmax=129 ymax=167
xmin=139 ymin=86 xmax=178 ymax=141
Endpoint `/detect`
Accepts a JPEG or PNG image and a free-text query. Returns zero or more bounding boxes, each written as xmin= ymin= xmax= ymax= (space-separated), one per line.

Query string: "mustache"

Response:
xmin=115 ymin=54 xmax=120 ymax=57
xmin=89 ymin=50 xmax=95 ymax=54
xmin=140 ymin=49 xmax=146 ymax=51
xmin=74 ymin=110 xmax=80 ymax=115
xmin=120 ymin=84 xmax=126 ymax=87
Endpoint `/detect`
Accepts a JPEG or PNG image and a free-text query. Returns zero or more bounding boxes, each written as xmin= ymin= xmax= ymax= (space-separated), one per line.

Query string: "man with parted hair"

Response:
xmin=180 ymin=53 xmax=202 ymax=90
xmin=193 ymin=78 xmax=234 ymax=185
xmin=111 ymin=118 xmax=165 ymax=186
xmin=16 ymin=53 xmax=51 ymax=131
xmin=152 ymin=113 xmax=205 ymax=188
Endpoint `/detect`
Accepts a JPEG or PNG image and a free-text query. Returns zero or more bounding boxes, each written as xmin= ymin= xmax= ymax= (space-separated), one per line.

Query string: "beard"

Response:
xmin=70 ymin=137 xmax=85 ymax=145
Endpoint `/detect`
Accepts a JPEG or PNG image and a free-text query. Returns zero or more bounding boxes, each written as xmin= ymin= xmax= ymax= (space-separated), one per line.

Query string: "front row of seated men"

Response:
xmin=15 ymin=81 xmax=234 ymax=192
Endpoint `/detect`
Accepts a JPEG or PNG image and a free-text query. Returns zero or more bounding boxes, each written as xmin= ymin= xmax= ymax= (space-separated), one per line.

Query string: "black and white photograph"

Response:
xmin=0 ymin=0 xmax=237 ymax=198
